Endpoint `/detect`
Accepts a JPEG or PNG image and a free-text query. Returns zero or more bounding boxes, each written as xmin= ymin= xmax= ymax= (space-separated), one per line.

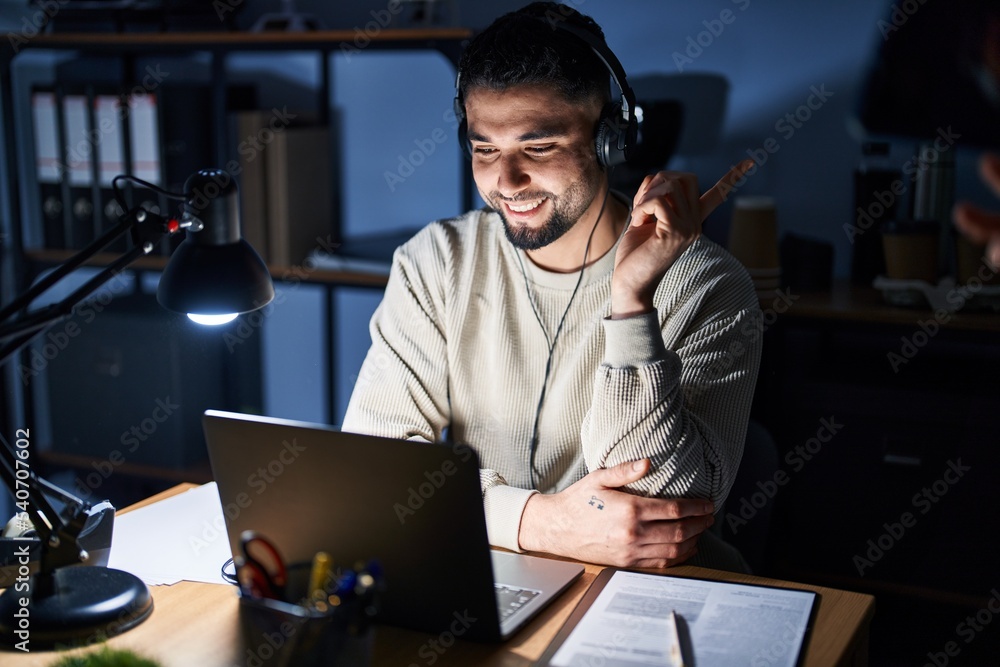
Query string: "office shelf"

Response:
xmin=0 ymin=27 xmax=469 ymax=497
xmin=25 ymin=249 xmax=390 ymax=289
xmin=22 ymin=28 xmax=472 ymax=50
xmin=753 ymin=282 xmax=1000 ymax=609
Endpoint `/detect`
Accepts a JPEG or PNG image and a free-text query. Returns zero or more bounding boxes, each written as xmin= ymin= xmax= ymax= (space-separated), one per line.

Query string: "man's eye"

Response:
xmin=473 ymin=146 xmax=497 ymax=156
xmin=527 ymin=145 xmax=554 ymax=155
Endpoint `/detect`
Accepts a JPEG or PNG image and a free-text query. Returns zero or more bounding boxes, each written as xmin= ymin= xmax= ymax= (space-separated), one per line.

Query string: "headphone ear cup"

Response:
xmin=455 ymin=95 xmax=472 ymax=160
xmin=596 ymin=102 xmax=625 ymax=169
xmin=458 ymin=117 xmax=471 ymax=159
xmin=594 ymin=118 xmax=610 ymax=170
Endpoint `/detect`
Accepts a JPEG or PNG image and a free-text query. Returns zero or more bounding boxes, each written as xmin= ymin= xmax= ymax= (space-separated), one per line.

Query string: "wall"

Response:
xmin=571 ymin=1 xmax=992 ymax=269
xmin=291 ymin=0 xmax=996 ymax=427
xmin=0 ymin=0 xmax=996 ymax=438
xmin=237 ymin=0 xmax=997 ymax=272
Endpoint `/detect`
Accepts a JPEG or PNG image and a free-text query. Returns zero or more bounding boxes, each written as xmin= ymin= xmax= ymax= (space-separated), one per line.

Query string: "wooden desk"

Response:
xmin=4 ymin=484 xmax=875 ymax=666
xmin=776 ymin=280 xmax=1000 ymax=333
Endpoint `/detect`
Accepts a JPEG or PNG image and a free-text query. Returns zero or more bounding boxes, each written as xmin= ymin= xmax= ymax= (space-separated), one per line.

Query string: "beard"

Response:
xmin=490 ymin=177 xmax=597 ymax=251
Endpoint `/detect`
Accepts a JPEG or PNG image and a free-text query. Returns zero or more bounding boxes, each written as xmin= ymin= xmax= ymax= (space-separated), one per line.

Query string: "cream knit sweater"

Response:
xmin=343 ymin=207 xmax=762 ymax=553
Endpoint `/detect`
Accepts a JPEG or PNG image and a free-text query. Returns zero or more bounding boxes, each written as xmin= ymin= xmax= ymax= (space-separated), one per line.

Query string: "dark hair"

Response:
xmin=457 ymin=2 xmax=611 ymax=108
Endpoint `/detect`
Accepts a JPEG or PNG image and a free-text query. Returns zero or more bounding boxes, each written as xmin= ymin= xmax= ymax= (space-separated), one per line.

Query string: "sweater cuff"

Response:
xmin=602 ymin=312 xmax=667 ymax=368
xmin=483 ymin=485 xmax=538 ymax=552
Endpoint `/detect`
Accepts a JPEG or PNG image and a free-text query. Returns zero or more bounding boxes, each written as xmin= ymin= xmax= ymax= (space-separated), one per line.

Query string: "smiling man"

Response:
xmin=343 ymin=2 xmax=761 ymax=571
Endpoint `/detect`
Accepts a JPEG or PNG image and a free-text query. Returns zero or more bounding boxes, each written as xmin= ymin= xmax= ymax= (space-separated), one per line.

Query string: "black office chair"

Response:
xmin=719 ymin=419 xmax=780 ymax=574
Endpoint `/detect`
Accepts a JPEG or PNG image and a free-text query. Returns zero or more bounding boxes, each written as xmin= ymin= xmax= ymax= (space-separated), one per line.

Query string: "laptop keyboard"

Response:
xmin=495 ymin=584 xmax=541 ymax=621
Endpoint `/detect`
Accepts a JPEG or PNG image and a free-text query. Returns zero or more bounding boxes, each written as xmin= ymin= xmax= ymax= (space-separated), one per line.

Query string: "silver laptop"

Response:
xmin=202 ymin=410 xmax=584 ymax=641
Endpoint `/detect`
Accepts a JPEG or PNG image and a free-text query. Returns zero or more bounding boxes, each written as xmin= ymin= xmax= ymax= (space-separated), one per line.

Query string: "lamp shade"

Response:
xmin=156 ymin=169 xmax=275 ymax=317
xmin=157 ymin=237 xmax=274 ymax=315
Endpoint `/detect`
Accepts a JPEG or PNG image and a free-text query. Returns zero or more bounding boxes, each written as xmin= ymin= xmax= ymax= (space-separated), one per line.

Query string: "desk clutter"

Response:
xmin=0 ymin=501 xmax=115 ymax=588
xmin=726 ymin=196 xmax=835 ymax=300
xmin=232 ymin=531 xmax=382 ymax=667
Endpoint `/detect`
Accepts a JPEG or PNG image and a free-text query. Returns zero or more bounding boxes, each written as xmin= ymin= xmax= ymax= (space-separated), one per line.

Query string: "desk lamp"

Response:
xmin=0 ymin=169 xmax=274 ymax=648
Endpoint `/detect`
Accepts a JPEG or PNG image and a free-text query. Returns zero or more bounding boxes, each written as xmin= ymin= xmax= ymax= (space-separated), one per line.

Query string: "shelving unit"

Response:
xmin=753 ymin=282 xmax=1000 ymax=622
xmin=0 ymin=27 xmax=474 ymax=487
xmin=1 ymin=27 xmax=474 ymax=267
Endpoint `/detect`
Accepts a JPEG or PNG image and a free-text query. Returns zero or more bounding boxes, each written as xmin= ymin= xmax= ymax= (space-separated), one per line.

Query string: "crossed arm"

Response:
xmin=345 ymin=162 xmax=760 ymax=569
xmin=517 ymin=161 xmax=759 ymax=568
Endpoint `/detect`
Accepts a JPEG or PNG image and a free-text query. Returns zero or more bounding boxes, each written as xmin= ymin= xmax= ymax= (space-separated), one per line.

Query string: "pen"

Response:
xmin=308 ymin=551 xmax=332 ymax=603
xmin=667 ymin=610 xmax=685 ymax=667
xmin=333 ymin=568 xmax=358 ymax=601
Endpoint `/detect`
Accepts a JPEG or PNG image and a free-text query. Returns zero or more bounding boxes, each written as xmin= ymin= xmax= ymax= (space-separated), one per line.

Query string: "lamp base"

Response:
xmin=0 ymin=566 xmax=153 ymax=650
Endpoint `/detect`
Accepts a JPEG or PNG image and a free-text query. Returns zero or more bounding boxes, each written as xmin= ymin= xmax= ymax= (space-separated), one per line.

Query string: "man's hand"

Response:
xmin=611 ymin=160 xmax=756 ymax=318
xmin=953 ymin=153 xmax=1000 ymax=267
xmin=517 ymin=459 xmax=715 ymax=568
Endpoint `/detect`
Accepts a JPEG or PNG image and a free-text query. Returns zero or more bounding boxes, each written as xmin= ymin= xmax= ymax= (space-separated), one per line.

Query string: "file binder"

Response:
xmin=30 ymin=90 xmax=64 ymax=249
xmin=62 ymin=92 xmax=96 ymax=248
xmin=266 ymin=125 xmax=332 ymax=266
xmin=124 ymin=91 xmax=164 ymax=251
xmin=232 ymin=109 xmax=271 ymax=263
xmin=94 ymin=92 xmax=127 ymax=243
xmin=127 ymin=92 xmax=163 ymax=188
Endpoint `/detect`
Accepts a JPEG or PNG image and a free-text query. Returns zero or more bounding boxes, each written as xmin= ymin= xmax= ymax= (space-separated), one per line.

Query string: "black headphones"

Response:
xmin=453 ymin=18 xmax=637 ymax=169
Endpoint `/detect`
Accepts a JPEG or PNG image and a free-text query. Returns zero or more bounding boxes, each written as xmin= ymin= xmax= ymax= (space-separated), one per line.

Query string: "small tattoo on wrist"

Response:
xmin=588 ymin=495 xmax=605 ymax=510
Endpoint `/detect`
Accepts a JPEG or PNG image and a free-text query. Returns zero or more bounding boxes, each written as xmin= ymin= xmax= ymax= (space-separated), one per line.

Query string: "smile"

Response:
xmin=506 ymin=199 xmax=546 ymax=213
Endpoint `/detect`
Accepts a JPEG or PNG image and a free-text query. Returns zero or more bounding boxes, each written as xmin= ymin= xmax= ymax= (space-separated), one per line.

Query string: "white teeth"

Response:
xmin=508 ymin=199 xmax=544 ymax=213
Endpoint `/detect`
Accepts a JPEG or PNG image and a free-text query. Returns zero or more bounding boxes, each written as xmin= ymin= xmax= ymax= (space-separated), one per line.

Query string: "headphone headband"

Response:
xmin=537 ymin=20 xmax=635 ymax=132
xmin=454 ymin=16 xmax=636 ymax=168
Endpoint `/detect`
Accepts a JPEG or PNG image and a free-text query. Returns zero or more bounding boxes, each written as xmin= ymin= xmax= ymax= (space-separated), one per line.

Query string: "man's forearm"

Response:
xmin=581 ymin=307 xmax=761 ymax=508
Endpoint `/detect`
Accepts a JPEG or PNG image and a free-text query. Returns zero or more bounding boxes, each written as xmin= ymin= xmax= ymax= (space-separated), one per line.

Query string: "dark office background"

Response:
xmin=0 ymin=0 xmax=995 ymax=425
xmin=1 ymin=1 xmax=998 ymax=664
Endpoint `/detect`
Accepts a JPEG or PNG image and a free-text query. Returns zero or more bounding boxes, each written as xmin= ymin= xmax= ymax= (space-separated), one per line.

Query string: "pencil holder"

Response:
xmin=238 ymin=564 xmax=376 ymax=667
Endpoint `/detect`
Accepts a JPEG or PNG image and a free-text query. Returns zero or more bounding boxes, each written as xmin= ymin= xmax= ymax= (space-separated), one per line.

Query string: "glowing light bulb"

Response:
xmin=187 ymin=313 xmax=238 ymax=326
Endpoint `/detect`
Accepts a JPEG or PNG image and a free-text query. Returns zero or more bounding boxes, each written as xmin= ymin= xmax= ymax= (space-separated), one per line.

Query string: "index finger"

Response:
xmin=635 ymin=495 xmax=715 ymax=521
xmin=699 ymin=159 xmax=756 ymax=221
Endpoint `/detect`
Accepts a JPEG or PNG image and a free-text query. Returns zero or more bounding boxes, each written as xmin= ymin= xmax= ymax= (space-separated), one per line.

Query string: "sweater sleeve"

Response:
xmin=581 ymin=245 xmax=763 ymax=510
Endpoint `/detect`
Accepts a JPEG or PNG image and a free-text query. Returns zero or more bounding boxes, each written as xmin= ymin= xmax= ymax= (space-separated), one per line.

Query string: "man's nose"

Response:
xmin=497 ymin=153 xmax=531 ymax=195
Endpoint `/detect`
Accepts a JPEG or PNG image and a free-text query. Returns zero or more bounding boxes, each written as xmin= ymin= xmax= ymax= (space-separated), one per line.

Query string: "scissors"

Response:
xmin=236 ymin=530 xmax=287 ymax=600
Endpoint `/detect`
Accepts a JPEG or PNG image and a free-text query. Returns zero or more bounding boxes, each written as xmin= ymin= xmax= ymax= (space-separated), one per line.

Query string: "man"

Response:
xmin=344 ymin=2 xmax=761 ymax=571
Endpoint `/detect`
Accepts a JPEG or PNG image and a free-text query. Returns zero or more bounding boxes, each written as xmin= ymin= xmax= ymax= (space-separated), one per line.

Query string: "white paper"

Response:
xmin=550 ymin=570 xmax=815 ymax=667
xmin=108 ymin=482 xmax=234 ymax=587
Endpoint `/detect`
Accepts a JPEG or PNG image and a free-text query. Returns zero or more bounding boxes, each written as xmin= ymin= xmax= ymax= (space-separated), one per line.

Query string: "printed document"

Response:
xmin=548 ymin=569 xmax=815 ymax=667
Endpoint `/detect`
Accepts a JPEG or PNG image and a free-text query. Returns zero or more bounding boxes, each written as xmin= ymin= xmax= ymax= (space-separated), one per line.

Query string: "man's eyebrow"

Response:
xmin=517 ymin=129 xmax=568 ymax=142
xmin=466 ymin=128 xmax=570 ymax=143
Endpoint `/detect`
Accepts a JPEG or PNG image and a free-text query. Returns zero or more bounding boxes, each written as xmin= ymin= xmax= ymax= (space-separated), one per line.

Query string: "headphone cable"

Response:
xmin=517 ymin=183 xmax=612 ymax=490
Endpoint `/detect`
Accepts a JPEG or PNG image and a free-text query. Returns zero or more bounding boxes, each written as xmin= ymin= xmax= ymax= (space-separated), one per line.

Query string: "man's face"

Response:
xmin=464 ymin=84 xmax=605 ymax=251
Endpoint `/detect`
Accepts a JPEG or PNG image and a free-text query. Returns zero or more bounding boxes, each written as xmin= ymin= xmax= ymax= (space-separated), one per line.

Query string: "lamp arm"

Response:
xmin=0 ymin=173 xmax=186 ymax=327
xmin=0 ymin=201 xmax=180 ymax=364
xmin=0 ymin=431 xmax=90 ymax=573
xmin=0 ymin=200 xmax=177 ymax=573
xmin=0 ymin=216 xmax=135 ymax=326
xmin=0 ymin=241 xmax=153 ymax=363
